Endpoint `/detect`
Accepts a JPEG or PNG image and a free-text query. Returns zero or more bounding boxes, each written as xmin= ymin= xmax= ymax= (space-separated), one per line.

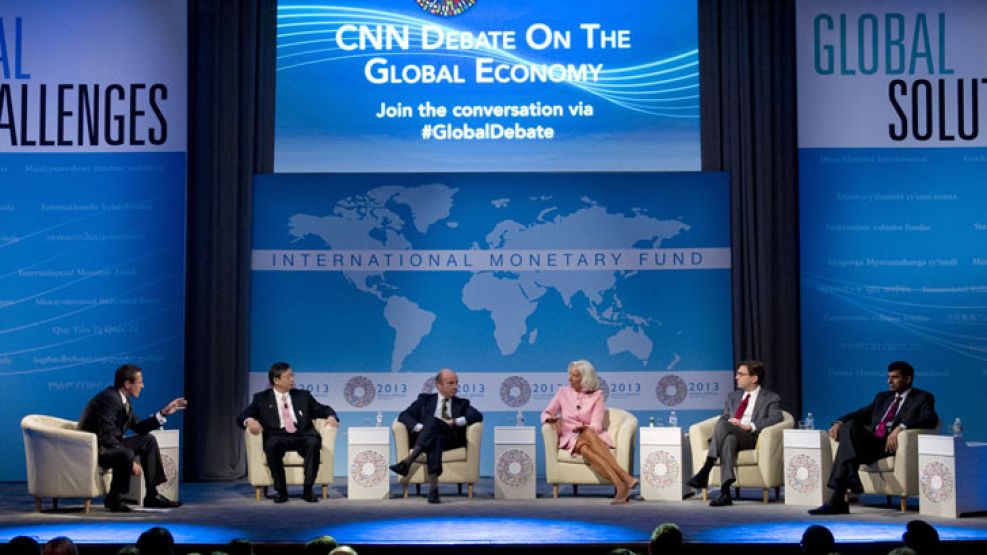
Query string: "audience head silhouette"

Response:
xmin=649 ymin=522 xmax=683 ymax=555
xmin=304 ymin=535 xmax=338 ymax=555
xmin=136 ymin=526 xmax=175 ymax=555
xmin=801 ymin=524 xmax=836 ymax=554
xmin=41 ymin=537 xmax=77 ymax=555
xmin=903 ymin=520 xmax=940 ymax=553
xmin=7 ymin=536 xmax=42 ymax=555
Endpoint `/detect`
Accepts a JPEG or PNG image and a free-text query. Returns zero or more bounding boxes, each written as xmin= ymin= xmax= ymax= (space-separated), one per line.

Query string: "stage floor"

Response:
xmin=2 ymin=480 xmax=987 ymax=553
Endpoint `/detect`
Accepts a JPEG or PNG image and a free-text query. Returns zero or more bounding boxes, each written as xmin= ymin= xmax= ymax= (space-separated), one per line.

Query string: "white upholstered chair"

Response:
xmin=541 ymin=407 xmax=638 ymax=498
xmin=830 ymin=426 xmax=937 ymax=511
xmin=390 ymin=420 xmax=483 ymax=498
xmin=21 ymin=414 xmax=112 ymax=513
xmin=243 ymin=418 xmax=337 ymax=500
xmin=688 ymin=410 xmax=794 ymax=502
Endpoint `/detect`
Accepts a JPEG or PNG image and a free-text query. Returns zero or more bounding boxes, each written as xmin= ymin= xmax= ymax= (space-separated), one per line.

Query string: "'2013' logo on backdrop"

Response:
xmin=417 ymin=0 xmax=476 ymax=17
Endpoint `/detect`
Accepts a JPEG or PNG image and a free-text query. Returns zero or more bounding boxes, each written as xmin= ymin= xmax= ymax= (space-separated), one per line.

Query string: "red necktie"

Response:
xmin=733 ymin=393 xmax=750 ymax=419
xmin=280 ymin=395 xmax=297 ymax=433
xmin=875 ymin=395 xmax=902 ymax=438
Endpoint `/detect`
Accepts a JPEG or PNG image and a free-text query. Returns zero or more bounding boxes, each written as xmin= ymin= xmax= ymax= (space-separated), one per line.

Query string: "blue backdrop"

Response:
xmin=0 ymin=1 xmax=187 ymax=480
xmin=797 ymin=0 xmax=987 ymax=439
xmin=250 ymin=171 xmax=732 ymax=475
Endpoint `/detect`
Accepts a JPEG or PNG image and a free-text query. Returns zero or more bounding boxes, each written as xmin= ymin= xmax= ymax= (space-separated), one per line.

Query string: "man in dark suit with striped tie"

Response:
xmin=237 ymin=362 xmax=339 ymax=503
xmin=389 ymin=368 xmax=483 ymax=503
xmin=687 ymin=360 xmax=783 ymax=506
xmin=78 ymin=364 xmax=187 ymax=512
xmin=810 ymin=360 xmax=938 ymax=515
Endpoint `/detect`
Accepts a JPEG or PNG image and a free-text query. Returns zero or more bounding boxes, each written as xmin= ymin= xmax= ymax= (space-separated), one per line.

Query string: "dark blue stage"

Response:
xmin=3 ymin=482 xmax=987 ymax=554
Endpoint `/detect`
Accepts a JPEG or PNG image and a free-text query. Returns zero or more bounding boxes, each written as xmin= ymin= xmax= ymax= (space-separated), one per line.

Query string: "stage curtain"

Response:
xmin=185 ymin=0 xmax=276 ymax=480
xmin=699 ymin=0 xmax=801 ymax=415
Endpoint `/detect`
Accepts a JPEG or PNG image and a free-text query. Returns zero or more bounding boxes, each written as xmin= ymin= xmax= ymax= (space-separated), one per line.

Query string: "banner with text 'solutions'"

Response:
xmin=0 ymin=1 xmax=187 ymax=480
xmin=250 ymin=172 xmax=731 ymax=475
xmin=274 ymin=0 xmax=700 ymax=172
xmin=797 ymin=0 xmax=987 ymax=441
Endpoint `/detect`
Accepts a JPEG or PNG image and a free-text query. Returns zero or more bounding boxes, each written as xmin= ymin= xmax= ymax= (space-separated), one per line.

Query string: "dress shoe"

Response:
xmin=427 ymin=487 xmax=441 ymax=504
xmin=389 ymin=460 xmax=411 ymax=477
xmin=686 ymin=475 xmax=708 ymax=490
xmin=847 ymin=477 xmax=864 ymax=495
xmin=273 ymin=492 xmax=289 ymax=504
xmin=104 ymin=496 xmax=131 ymax=512
xmin=301 ymin=489 xmax=319 ymax=503
xmin=709 ymin=493 xmax=732 ymax=507
xmin=143 ymin=494 xmax=182 ymax=508
xmin=808 ymin=502 xmax=849 ymax=515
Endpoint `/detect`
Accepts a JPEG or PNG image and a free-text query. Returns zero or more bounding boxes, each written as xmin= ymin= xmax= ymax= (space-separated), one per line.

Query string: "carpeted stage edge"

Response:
xmin=2 ymin=481 xmax=986 ymax=554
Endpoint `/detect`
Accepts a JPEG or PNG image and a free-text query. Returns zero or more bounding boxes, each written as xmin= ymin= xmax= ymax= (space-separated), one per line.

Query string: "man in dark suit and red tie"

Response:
xmin=687 ymin=360 xmax=783 ymax=507
xmin=810 ymin=360 xmax=938 ymax=515
xmin=237 ymin=362 xmax=339 ymax=503
xmin=389 ymin=368 xmax=483 ymax=504
xmin=78 ymin=363 xmax=187 ymax=512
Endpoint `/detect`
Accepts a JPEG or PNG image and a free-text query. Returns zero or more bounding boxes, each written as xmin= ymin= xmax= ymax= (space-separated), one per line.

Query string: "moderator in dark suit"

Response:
xmin=236 ymin=363 xmax=338 ymax=502
xmin=78 ymin=364 xmax=186 ymax=510
xmin=811 ymin=360 xmax=938 ymax=515
xmin=689 ymin=360 xmax=782 ymax=506
xmin=396 ymin=387 xmax=483 ymax=477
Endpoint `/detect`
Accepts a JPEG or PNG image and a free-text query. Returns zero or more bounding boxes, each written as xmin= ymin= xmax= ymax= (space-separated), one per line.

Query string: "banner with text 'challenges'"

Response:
xmin=798 ymin=0 xmax=987 ymax=440
xmin=250 ymin=172 xmax=730 ymax=475
xmin=0 ymin=1 xmax=187 ymax=480
xmin=274 ymin=0 xmax=699 ymax=172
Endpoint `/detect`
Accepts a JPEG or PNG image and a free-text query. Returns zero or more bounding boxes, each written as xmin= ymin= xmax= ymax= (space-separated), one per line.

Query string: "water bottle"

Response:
xmin=375 ymin=410 xmax=383 ymax=428
xmin=668 ymin=411 xmax=678 ymax=428
xmin=805 ymin=411 xmax=815 ymax=430
xmin=515 ymin=409 xmax=525 ymax=426
xmin=648 ymin=416 xmax=655 ymax=428
xmin=952 ymin=417 xmax=963 ymax=437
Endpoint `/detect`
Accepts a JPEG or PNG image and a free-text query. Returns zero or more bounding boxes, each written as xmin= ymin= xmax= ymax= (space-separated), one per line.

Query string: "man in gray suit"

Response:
xmin=687 ymin=360 xmax=783 ymax=506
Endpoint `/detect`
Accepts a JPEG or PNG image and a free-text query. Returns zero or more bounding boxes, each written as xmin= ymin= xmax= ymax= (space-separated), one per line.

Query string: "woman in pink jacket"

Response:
xmin=542 ymin=359 xmax=638 ymax=503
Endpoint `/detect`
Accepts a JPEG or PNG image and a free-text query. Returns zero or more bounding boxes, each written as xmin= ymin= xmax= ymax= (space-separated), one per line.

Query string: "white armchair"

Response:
xmin=541 ymin=408 xmax=638 ymax=498
xmin=830 ymin=426 xmax=936 ymax=511
xmin=688 ymin=411 xmax=794 ymax=502
xmin=243 ymin=418 xmax=337 ymax=500
xmin=21 ymin=414 xmax=111 ymax=513
xmin=391 ymin=420 xmax=483 ymax=498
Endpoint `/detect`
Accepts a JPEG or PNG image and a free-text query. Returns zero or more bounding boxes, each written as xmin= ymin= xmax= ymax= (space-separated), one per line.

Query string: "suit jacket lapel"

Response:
xmin=264 ymin=389 xmax=279 ymax=426
xmin=425 ymin=394 xmax=438 ymax=420
xmin=290 ymin=389 xmax=306 ymax=428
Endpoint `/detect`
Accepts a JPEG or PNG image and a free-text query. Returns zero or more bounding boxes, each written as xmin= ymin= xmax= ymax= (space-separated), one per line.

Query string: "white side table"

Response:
xmin=783 ymin=429 xmax=832 ymax=507
xmin=639 ymin=426 xmax=690 ymax=501
xmin=494 ymin=426 xmax=536 ymax=499
xmin=347 ymin=427 xmax=390 ymax=500
xmin=919 ymin=435 xmax=987 ymax=518
xmin=123 ymin=429 xmax=180 ymax=506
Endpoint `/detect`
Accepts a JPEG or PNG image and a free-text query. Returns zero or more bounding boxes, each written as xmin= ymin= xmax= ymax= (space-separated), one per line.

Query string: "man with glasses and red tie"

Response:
xmin=389 ymin=368 xmax=483 ymax=504
xmin=810 ymin=360 xmax=938 ymax=515
xmin=687 ymin=360 xmax=783 ymax=506
xmin=237 ymin=362 xmax=339 ymax=503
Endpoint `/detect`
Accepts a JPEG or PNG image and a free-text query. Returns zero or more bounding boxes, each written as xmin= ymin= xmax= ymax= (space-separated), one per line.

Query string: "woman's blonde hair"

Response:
xmin=569 ymin=359 xmax=600 ymax=392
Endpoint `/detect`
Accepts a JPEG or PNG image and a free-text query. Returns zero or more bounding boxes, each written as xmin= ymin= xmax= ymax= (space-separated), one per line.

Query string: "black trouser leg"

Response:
xmin=414 ymin=418 xmax=462 ymax=477
xmin=829 ymin=419 xmax=887 ymax=491
xmin=299 ymin=435 xmax=321 ymax=489
xmin=122 ymin=434 xmax=165 ymax=497
xmin=98 ymin=446 xmax=136 ymax=498
xmin=264 ymin=434 xmax=291 ymax=495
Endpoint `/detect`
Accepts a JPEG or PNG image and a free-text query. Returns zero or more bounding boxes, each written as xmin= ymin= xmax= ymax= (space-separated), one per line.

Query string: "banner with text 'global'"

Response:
xmin=250 ymin=172 xmax=730 ymax=475
xmin=797 ymin=0 xmax=987 ymax=442
xmin=274 ymin=0 xmax=700 ymax=172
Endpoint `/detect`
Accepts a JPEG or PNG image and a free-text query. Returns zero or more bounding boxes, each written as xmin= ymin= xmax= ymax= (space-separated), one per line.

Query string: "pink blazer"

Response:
xmin=541 ymin=386 xmax=614 ymax=454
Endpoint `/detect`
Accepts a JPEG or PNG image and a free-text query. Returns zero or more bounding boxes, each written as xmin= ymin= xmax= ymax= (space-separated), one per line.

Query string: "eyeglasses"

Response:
xmin=735 ymin=372 xmax=750 ymax=376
